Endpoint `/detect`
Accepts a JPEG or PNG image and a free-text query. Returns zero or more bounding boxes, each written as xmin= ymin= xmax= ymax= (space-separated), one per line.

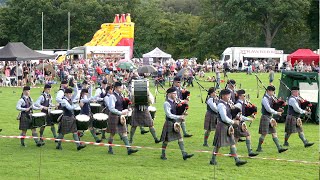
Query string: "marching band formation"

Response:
xmin=15 ymin=75 xmax=314 ymax=166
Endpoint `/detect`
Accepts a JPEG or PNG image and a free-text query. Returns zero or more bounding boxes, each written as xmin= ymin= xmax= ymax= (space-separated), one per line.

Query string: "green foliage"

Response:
xmin=0 ymin=0 xmax=318 ymax=61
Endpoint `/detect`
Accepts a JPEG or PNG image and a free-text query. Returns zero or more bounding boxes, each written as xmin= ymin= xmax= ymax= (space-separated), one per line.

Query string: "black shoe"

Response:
xmin=108 ymin=150 xmax=114 ymax=154
xmin=36 ymin=141 xmax=45 ymax=147
xmin=203 ymin=143 xmax=209 ymax=147
xmin=304 ymin=142 xmax=314 ymax=148
xmin=238 ymin=138 xmax=246 ymax=142
xmin=77 ymin=144 xmax=86 ymax=151
xmin=56 ymin=145 xmax=62 ymax=150
xmin=278 ymin=148 xmax=288 ymax=153
xmin=160 ymin=155 xmax=167 ymax=160
xmin=235 ymin=160 xmax=247 ymax=166
xmin=95 ymin=132 xmax=101 ymax=135
xmin=248 ymin=152 xmax=259 ymax=157
xmin=141 ymin=130 xmax=149 ymax=135
xmin=256 ymin=148 xmax=263 ymax=152
xmin=79 ymin=132 xmax=84 ymax=137
xmin=183 ymin=153 xmax=194 ymax=160
xmin=283 ymin=142 xmax=289 ymax=146
xmin=128 ymin=149 xmax=139 ymax=155
xmin=96 ymin=139 xmax=102 ymax=143
xmin=155 ymin=139 xmax=161 ymax=144
xmin=183 ymin=134 xmax=193 ymax=138
xmin=209 ymin=160 xmax=217 ymax=165
xmin=21 ymin=143 xmax=26 ymax=147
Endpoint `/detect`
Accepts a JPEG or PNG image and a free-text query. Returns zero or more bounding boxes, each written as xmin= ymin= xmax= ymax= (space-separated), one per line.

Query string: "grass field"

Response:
xmin=0 ymin=72 xmax=319 ymax=180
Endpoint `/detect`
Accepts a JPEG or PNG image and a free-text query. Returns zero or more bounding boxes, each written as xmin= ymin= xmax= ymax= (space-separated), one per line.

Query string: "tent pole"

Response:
xmin=16 ymin=61 xmax=18 ymax=86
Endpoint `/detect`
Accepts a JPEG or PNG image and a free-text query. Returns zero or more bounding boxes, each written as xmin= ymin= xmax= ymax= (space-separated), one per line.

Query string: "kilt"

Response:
xmin=213 ymin=120 xmax=235 ymax=148
xmin=258 ymin=115 xmax=276 ymax=135
xmin=160 ymin=120 xmax=182 ymax=142
xmin=107 ymin=113 xmax=127 ymax=134
xmin=58 ymin=115 xmax=77 ymax=135
xmin=233 ymin=122 xmax=250 ymax=138
xmin=285 ymin=115 xmax=303 ymax=134
xmin=204 ymin=111 xmax=217 ymax=131
xmin=131 ymin=108 xmax=153 ymax=127
xmin=19 ymin=112 xmax=33 ymax=130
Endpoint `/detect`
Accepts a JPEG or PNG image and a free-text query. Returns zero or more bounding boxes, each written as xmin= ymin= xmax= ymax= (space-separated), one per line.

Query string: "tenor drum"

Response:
xmin=131 ymin=79 xmax=149 ymax=105
xmin=93 ymin=113 xmax=108 ymax=129
xmin=74 ymin=105 xmax=81 ymax=116
xmin=90 ymin=103 xmax=102 ymax=114
xmin=32 ymin=112 xmax=46 ymax=128
xmin=148 ymin=106 xmax=156 ymax=120
xmin=50 ymin=110 xmax=63 ymax=123
xmin=76 ymin=114 xmax=90 ymax=130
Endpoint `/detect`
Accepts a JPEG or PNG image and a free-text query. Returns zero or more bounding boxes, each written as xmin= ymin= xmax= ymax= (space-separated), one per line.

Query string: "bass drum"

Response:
xmin=76 ymin=115 xmax=90 ymax=130
xmin=131 ymin=79 xmax=149 ymax=106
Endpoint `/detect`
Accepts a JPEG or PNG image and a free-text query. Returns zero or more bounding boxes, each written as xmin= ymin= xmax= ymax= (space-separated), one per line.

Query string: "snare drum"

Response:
xmin=50 ymin=110 xmax=63 ymax=123
xmin=131 ymin=79 xmax=149 ymax=105
xmin=74 ymin=105 xmax=81 ymax=116
xmin=32 ymin=112 xmax=47 ymax=128
xmin=76 ymin=114 xmax=90 ymax=130
xmin=93 ymin=113 xmax=108 ymax=129
xmin=90 ymin=103 xmax=102 ymax=114
xmin=148 ymin=106 xmax=156 ymax=120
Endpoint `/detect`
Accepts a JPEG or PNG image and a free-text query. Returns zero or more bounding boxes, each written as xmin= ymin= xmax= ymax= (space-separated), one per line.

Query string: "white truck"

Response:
xmin=220 ymin=47 xmax=288 ymax=70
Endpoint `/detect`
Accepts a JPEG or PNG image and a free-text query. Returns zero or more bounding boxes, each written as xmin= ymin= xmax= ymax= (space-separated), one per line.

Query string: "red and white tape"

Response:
xmin=0 ymin=135 xmax=318 ymax=165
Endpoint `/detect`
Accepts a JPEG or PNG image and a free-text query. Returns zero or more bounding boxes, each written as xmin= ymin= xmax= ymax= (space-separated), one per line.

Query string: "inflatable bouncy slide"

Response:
xmin=85 ymin=13 xmax=134 ymax=58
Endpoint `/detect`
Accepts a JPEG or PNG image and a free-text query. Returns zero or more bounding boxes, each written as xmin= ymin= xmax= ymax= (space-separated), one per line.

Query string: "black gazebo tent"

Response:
xmin=0 ymin=42 xmax=54 ymax=61
xmin=0 ymin=42 xmax=55 ymax=85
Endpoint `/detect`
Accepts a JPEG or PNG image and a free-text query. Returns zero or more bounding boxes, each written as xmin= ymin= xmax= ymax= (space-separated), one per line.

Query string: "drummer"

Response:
xmin=129 ymin=89 xmax=161 ymax=144
xmin=16 ymin=86 xmax=43 ymax=147
xmin=101 ymin=85 xmax=113 ymax=139
xmin=56 ymin=80 xmax=68 ymax=109
xmin=34 ymin=84 xmax=57 ymax=143
xmin=94 ymin=79 xmax=108 ymax=107
xmin=56 ymin=87 xmax=86 ymax=151
xmin=79 ymin=88 xmax=101 ymax=143
xmin=107 ymin=82 xmax=138 ymax=155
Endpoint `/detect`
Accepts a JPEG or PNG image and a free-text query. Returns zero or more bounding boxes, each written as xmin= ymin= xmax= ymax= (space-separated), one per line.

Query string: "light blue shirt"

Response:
xmin=262 ymin=94 xmax=278 ymax=115
xmin=288 ymin=97 xmax=306 ymax=114
xmin=217 ymin=100 xmax=234 ymax=125
xmin=164 ymin=98 xmax=181 ymax=121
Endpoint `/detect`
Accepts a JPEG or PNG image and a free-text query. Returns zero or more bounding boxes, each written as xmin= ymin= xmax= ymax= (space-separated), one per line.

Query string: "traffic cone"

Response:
xmin=126 ymin=13 xmax=131 ymax=23
xmin=120 ymin=14 xmax=126 ymax=23
xmin=114 ymin=14 xmax=120 ymax=23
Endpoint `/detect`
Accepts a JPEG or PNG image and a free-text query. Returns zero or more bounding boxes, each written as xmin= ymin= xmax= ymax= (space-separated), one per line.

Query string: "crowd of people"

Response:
xmin=0 ymin=57 xmax=318 ymax=88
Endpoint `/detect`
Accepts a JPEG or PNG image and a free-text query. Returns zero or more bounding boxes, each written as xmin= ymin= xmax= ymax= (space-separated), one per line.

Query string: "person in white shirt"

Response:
xmin=283 ymin=86 xmax=314 ymax=148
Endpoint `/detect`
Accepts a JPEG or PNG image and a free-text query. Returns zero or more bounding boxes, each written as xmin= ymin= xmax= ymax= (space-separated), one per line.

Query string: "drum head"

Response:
xmin=50 ymin=110 xmax=63 ymax=114
xmin=90 ymin=103 xmax=101 ymax=107
xmin=76 ymin=115 xmax=90 ymax=121
xmin=32 ymin=112 xmax=46 ymax=117
xmin=93 ymin=113 xmax=108 ymax=120
xmin=148 ymin=106 xmax=156 ymax=112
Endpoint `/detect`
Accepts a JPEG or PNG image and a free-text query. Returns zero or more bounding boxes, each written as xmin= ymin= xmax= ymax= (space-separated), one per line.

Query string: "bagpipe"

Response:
xmin=228 ymin=100 xmax=242 ymax=120
xmin=181 ymin=89 xmax=190 ymax=100
xmin=255 ymin=74 xmax=286 ymax=112
xmin=176 ymin=100 xmax=189 ymax=115
xmin=278 ymin=79 xmax=312 ymax=111
xmin=195 ymin=80 xmax=208 ymax=103
xmin=235 ymin=93 xmax=258 ymax=117
xmin=122 ymin=97 xmax=132 ymax=109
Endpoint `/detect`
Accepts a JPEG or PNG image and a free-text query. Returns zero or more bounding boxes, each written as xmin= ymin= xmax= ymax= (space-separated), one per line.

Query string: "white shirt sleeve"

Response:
xmin=217 ymin=103 xmax=234 ymax=125
xmin=61 ymin=99 xmax=75 ymax=111
xmin=108 ymin=94 xmax=122 ymax=115
xmin=34 ymin=95 xmax=45 ymax=109
xmin=80 ymin=95 xmax=90 ymax=104
xmin=262 ymin=97 xmax=278 ymax=115
xmin=163 ymin=101 xmax=181 ymax=121
xmin=94 ymin=88 xmax=103 ymax=101
xmin=289 ymin=98 xmax=305 ymax=114
xmin=104 ymin=96 xmax=109 ymax=108
xmin=207 ymin=98 xmax=218 ymax=113
xmin=16 ymin=99 xmax=27 ymax=111
xmin=56 ymin=90 xmax=64 ymax=104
